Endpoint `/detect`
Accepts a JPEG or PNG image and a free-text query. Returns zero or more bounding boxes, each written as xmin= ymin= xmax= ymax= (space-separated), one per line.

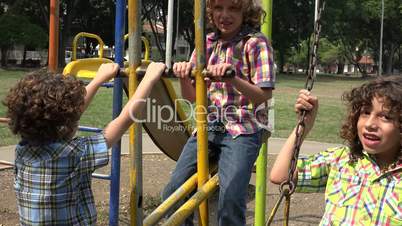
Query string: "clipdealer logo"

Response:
xmin=128 ymin=98 xmax=274 ymax=133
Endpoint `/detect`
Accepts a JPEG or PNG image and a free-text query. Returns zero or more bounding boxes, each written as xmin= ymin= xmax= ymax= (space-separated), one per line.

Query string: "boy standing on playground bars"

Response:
xmin=270 ymin=76 xmax=402 ymax=225
xmin=3 ymin=62 xmax=166 ymax=225
xmin=163 ymin=0 xmax=275 ymax=225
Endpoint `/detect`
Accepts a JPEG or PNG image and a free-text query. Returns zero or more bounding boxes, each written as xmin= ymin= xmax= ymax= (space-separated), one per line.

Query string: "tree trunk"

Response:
xmin=59 ymin=0 xmax=76 ymax=67
xmin=1 ymin=47 xmax=8 ymax=67
xmin=278 ymin=50 xmax=285 ymax=73
xmin=337 ymin=63 xmax=344 ymax=74
xmin=385 ymin=43 xmax=396 ymax=75
xmin=22 ymin=46 xmax=27 ymax=67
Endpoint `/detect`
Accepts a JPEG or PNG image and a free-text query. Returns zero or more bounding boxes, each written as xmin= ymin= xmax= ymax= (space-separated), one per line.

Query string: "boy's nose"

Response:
xmin=221 ymin=9 xmax=231 ymax=17
xmin=365 ymin=115 xmax=378 ymax=130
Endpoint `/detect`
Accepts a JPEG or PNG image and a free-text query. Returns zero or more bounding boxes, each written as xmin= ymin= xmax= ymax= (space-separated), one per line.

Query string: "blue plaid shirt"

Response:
xmin=14 ymin=133 xmax=109 ymax=225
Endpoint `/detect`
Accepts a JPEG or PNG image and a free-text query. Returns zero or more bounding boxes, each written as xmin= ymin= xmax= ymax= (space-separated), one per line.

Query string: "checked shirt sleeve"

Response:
xmin=295 ymin=148 xmax=339 ymax=193
xmin=243 ymin=36 xmax=275 ymax=89
xmin=80 ymin=133 xmax=109 ymax=172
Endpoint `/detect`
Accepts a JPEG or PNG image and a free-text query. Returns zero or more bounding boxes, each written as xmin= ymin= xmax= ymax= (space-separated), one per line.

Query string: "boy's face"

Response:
xmin=357 ymin=96 xmax=402 ymax=164
xmin=211 ymin=0 xmax=243 ymax=40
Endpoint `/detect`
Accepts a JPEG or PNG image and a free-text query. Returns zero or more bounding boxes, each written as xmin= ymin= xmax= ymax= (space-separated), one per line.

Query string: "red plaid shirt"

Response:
xmin=190 ymin=26 xmax=275 ymax=137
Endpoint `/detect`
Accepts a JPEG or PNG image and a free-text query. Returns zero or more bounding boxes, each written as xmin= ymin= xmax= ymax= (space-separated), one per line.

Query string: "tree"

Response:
xmin=5 ymin=0 xmax=116 ymax=66
xmin=323 ymin=0 xmax=401 ymax=75
xmin=0 ymin=13 xmax=47 ymax=66
xmin=142 ymin=0 xmax=195 ymax=61
xmin=272 ymin=0 xmax=314 ymax=73
xmin=318 ymin=38 xmax=345 ymax=74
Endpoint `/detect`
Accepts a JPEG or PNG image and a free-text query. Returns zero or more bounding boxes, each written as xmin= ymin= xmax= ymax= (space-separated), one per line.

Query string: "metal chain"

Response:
xmin=266 ymin=1 xmax=325 ymax=225
xmin=281 ymin=0 xmax=325 ymax=197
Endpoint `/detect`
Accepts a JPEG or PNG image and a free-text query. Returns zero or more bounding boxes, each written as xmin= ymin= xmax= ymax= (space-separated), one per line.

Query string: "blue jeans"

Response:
xmin=162 ymin=124 xmax=262 ymax=226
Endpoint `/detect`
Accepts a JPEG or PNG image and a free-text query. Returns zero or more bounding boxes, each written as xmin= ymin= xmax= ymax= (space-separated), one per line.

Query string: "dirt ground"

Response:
xmin=0 ymin=154 xmax=325 ymax=226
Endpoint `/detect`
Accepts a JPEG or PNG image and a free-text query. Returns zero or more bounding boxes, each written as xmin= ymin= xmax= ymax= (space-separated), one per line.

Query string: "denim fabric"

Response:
xmin=162 ymin=123 xmax=262 ymax=226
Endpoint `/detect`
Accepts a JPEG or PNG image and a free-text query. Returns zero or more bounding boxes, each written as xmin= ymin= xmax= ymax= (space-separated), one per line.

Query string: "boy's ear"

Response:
xmin=400 ymin=133 xmax=402 ymax=147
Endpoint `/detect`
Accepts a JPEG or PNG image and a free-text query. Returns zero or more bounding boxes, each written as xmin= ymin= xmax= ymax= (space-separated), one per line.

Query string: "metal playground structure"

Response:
xmin=38 ymin=0 xmax=321 ymax=225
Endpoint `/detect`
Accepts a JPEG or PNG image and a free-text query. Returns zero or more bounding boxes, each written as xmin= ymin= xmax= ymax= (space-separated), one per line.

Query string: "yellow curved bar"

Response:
xmin=62 ymin=58 xmax=114 ymax=78
xmin=143 ymin=174 xmax=198 ymax=226
xmin=72 ymin=32 xmax=105 ymax=61
xmin=124 ymin=34 xmax=150 ymax=61
xmin=163 ymin=175 xmax=219 ymax=226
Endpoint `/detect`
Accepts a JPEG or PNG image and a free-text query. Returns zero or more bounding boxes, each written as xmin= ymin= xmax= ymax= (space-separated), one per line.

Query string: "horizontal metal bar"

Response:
xmin=78 ymin=126 xmax=103 ymax=133
xmin=92 ymin=173 xmax=111 ymax=180
xmin=101 ymin=82 xmax=114 ymax=88
xmin=82 ymin=81 xmax=114 ymax=88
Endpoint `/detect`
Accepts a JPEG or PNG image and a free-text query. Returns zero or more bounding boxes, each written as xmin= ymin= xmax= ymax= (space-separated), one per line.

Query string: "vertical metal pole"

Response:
xmin=255 ymin=1 xmax=272 ymax=225
xmin=175 ymin=0 xmax=180 ymax=58
xmin=109 ymin=0 xmax=126 ymax=225
xmin=166 ymin=0 xmax=174 ymax=68
xmin=128 ymin=0 xmax=143 ymax=225
xmin=379 ymin=0 xmax=384 ymax=76
xmin=314 ymin=0 xmax=319 ymax=22
xmin=48 ymin=0 xmax=59 ymax=72
xmin=261 ymin=0 xmax=273 ymax=40
xmin=194 ymin=0 xmax=209 ymax=225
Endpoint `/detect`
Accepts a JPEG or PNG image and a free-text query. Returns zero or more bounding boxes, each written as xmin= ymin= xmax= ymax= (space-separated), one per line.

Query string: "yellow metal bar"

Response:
xmin=72 ymin=32 xmax=105 ymax=61
xmin=124 ymin=34 xmax=150 ymax=61
xmin=141 ymin=37 xmax=150 ymax=61
xmin=143 ymin=174 xmax=198 ymax=226
xmin=194 ymin=0 xmax=209 ymax=226
xmin=162 ymin=175 xmax=219 ymax=226
xmin=128 ymin=0 xmax=143 ymax=225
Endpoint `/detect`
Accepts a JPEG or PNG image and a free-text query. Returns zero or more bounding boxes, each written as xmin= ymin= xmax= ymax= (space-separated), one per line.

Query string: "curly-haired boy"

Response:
xmin=3 ymin=62 xmax=166 ymax=225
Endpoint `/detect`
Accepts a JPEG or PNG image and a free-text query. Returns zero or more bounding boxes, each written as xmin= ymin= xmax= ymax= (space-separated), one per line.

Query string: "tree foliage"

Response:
xmin=0 ymin=0 xmax=400 ymax=73
xmin=0 ymin=13 xmax=47 ymax=66
xmin=271 ymin=0 xmax=315 ymax=72
xmin=322 ymin=0 xmax=401 ymax=74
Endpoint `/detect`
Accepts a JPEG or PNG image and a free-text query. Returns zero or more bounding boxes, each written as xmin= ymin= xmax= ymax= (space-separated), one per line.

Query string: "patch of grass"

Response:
xmin=0 ymin=69 xmax=369 ymax=146
xmin=272 ymin=74 xmax=367 ymax=143
xmin=0 ymin=70 xmax=27 ymax=146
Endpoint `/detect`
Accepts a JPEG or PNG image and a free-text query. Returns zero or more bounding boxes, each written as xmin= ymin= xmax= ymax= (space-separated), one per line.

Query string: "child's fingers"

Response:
xmin=295 ymin=95 xmax=314 ymax=112
xmin=173 ymin=62 xmax=191 ymax=78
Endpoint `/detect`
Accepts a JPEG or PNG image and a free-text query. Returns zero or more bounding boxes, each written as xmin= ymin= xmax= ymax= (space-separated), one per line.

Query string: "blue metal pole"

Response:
xmin=109 ymin=0 xmax=126 ymax=225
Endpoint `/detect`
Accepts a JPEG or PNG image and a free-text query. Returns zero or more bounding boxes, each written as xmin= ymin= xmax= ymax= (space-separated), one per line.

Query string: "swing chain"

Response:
xmin=305 ymin=2 xmax=325 ymax=91
xmin=282 ymin=0 xmax=325 ymax=195
xmin=266 ymin=2 xmax=325 ymax=226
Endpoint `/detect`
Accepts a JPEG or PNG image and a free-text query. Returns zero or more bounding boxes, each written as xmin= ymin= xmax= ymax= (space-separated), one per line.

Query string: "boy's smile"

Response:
xmin=357 ymin=96 xmax=401 ymax=165
xmin=212 ymin=0 xmax=243 ymax=40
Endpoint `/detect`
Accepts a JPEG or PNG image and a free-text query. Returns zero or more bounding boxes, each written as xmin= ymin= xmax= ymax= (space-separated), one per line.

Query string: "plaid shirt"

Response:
xmin=297 ymin=146 xmax=402 ymax=225
xmin=190 ymin=26 xmax=275 ymax=137
xmin=14 ymin=133 xmax=109 ymax=226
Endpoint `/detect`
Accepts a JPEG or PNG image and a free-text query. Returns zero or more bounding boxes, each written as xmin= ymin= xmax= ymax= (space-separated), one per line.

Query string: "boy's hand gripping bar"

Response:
xmin=125 ymin=67 xmax=235 ymax=80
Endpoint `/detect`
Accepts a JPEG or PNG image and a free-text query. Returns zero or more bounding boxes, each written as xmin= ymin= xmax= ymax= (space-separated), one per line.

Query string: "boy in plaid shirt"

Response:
xmin=271 ymin=76 xmax=402 ymax=225
xmin=163 ymin=0 xmax=275 ymax=225
xmin=4 ymin=62 xmax=166 ymax=225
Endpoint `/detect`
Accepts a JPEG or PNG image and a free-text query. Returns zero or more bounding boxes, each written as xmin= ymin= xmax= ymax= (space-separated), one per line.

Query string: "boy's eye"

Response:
xmin=229 ymin=6 xmax=241 ymax=11
xmin=380 ymin=113 xmax=393 ymax=121
xmin=360 ymin=107 xmax=371 ymax=115
xmin=214 ymin=5 xmax=223 ymax=11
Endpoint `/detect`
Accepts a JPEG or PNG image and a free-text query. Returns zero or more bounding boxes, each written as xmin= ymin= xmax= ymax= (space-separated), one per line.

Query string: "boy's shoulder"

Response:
xmin=16 ymin=137 xmax=83 ymax=162
xmin=15 ymin=134 xmax=106 ymax=163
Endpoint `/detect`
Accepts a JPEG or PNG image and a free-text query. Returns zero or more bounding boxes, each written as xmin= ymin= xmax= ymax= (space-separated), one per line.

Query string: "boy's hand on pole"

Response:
xmin=206 ymin=63 xmax=234 ymax=82
xmin=172 ymin=62 xmax=192 ymax=79
xmin=95 ymin=63 xmax=120 ymax=84
xmin=144 ymin=62 xmax=166 ymax=83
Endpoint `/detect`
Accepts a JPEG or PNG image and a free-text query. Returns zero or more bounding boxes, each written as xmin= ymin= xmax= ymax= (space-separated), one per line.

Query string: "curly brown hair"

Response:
xmin=206 ymin=0 xmax=266 ymax=30
xmin=340 ymin=76 xmax=402 ymax=162
xmin=3 ymin=70 xmax=86 ymax=145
